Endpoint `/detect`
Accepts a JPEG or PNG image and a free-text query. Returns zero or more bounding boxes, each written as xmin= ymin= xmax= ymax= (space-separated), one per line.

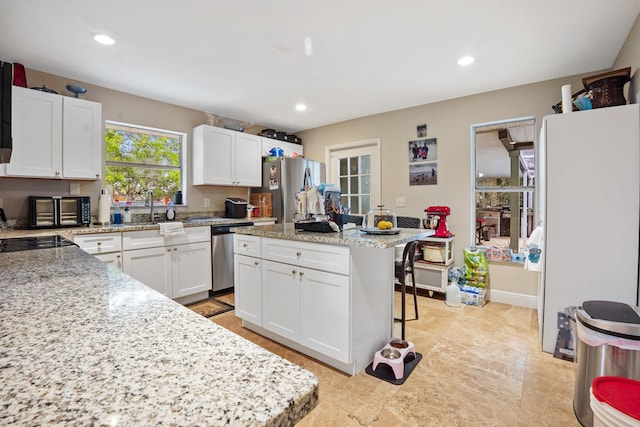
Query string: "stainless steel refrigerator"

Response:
xmin=253 ymin=158 xmax=326 ymax=223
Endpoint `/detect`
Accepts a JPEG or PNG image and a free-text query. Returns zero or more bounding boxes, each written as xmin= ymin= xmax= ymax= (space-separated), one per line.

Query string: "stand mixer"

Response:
xmin=424 ymin=206 xmax=452 ymax=237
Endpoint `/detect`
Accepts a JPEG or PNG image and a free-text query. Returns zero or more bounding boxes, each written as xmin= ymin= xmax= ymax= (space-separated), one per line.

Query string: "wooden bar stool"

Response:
xmin=395 ymin=240 xmax=419 ymax=340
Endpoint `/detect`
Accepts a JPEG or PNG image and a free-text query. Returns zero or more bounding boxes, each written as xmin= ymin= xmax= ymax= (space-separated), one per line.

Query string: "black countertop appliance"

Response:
xmin=224 ymin=198 xmax=248 ymax=219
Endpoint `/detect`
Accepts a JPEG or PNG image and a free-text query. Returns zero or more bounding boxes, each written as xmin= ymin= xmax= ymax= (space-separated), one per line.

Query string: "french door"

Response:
xmin=326 ymin=139 xmax=380 ymax=215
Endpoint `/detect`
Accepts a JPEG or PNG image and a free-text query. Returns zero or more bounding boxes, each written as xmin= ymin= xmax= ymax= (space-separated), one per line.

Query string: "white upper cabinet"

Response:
xmin=192 ymin=124 xmax=261 ymax=187
xmin=62 ymin=96 xmax=102 ymax=179
xmin=5 ymin=87 xmax=62 ymax=178
xmin=4 ymin=86 xmax=102 ymax=180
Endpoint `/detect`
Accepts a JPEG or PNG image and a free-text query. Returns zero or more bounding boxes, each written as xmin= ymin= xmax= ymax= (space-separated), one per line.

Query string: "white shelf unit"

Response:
xmin=412 ymin=236 xmax=454 ymax=294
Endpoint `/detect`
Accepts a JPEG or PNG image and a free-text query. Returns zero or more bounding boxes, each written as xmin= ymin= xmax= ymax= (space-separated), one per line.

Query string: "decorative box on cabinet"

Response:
xmin=261 ymin=137 xmax=303 ymax=157
xmin=192 ymin=125 xmax=261 ymax=186
xmin=4 ymin=86 xmax=102 ymax=179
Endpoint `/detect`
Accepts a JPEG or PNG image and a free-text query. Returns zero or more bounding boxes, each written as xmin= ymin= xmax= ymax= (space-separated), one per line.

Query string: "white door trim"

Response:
xmin=324 ymin=138 xmax=381 ymax=208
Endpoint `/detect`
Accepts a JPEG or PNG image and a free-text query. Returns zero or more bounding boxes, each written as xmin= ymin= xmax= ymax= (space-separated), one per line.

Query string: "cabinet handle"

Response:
xmin=116 ymin=255 xmax=120 ymax=259
xmin=254 ymin=261 xmax=259 ymax=266
xmin=292 ymin=270 xmax=297 ymax=275
xmin=296 ymin=251 xmax=302 ymax=257
xmin=167 ymin=248 xmax=172 ymax=252
xmin=243 ymin=243 xmax=248 ymax=248
xmin=97 ymin=242 xmax=102 ymax=245
xmin=299 ymin=271 xmax=304 ymax=277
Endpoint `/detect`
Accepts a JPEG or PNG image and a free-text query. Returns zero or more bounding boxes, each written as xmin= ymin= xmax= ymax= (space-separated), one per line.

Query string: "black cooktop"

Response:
xmin=0 ymin=235 xmax=77 ymax=253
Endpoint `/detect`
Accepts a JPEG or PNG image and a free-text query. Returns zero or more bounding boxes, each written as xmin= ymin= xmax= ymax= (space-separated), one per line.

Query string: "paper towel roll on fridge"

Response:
xmin=97 ymin=191 xmax=111 ymax=225
xmin=562 ymin=84 xmax=572 ymax=113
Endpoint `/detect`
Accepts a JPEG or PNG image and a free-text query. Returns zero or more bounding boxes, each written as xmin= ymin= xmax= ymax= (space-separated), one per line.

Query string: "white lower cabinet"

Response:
xmin=235 ymin=235 xmax=351 ymax=366
xmin=299 ymin=267 xmax=349 ymax=363
xmin=234 ymin=254 xmax=262 ymax=325
xmin=73 ymin=232 xmax=123 ymax=271
xmin=121 ymin=227 xmax=212 ymax=299
xmin=262 ymin=259 xmax=301 ymax=341
xmin=122 ymin=242 xmax=212 ymax=299
xmin=261 ymin=259 xmax=349 ymax=362
xmin=123 ymin=246 xmax=172 ymax=296
xmin=171 ymin=241 xmax=212 ymax=298
xmin=94 ymin=252 xmax=123 ymax=270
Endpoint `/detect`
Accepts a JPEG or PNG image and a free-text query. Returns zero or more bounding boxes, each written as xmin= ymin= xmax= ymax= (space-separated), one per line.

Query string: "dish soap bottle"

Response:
xmin=166 ymin=202 xmax=176 ymax=221
xmin=445 ymin=279 xmax=462 ymax=308
xmin=113 ymin=202 xmax=123 ymax=225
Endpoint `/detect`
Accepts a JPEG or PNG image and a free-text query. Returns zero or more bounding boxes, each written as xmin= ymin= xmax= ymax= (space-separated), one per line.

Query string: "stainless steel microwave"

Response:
xmin=28 ymin=196 xmax=91 ymax=229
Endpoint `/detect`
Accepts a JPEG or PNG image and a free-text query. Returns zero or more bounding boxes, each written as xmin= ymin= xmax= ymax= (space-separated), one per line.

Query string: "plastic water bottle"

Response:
xmin=445 ymin=279 xmax=462 ymax=308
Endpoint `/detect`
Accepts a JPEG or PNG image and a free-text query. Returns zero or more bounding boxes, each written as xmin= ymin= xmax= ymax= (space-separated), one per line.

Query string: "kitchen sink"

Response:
xmin=185 ymin=218 xmax=217 ymax=224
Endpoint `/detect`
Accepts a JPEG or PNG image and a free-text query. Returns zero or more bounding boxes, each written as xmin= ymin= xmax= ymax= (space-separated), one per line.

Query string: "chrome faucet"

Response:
xmin=145 ymin=190 xmax=156 ymax=223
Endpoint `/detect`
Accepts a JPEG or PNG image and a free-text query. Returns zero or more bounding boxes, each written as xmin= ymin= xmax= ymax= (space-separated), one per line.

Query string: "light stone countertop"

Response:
xmin=233 ymin=223 xmax=435 ymax=248
xmin=0 ymin=246 xmax=318 ymax=426
xmin=0 ymin=217 xmax=275 ymax=238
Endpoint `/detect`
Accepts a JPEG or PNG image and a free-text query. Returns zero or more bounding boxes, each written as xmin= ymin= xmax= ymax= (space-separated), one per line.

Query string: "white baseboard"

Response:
xmin=489 ymin=289 xmax=538 ymax=309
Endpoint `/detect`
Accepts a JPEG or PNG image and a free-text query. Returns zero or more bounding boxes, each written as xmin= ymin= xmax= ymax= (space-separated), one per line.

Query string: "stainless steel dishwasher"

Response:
xmin=211 ymin=222 xmax=253 ymax=293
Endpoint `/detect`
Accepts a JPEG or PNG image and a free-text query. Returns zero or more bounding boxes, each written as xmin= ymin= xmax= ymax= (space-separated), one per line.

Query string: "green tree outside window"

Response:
xmin=105 ymin=122 xmax=184 ymax=205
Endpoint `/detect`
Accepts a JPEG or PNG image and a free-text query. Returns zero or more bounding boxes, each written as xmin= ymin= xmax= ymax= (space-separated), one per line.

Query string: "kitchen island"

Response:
xmin=232 ymin=224 xmax=433 ymax=375
xmin=0 ymin=245 xmax=317 ymax=426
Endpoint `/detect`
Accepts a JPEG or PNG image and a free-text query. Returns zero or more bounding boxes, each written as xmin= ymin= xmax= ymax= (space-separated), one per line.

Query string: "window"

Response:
xmin=105 ymin=121 xmax=185 ymax=206
xmin=472 ymin=117 xmax=536 ymax=256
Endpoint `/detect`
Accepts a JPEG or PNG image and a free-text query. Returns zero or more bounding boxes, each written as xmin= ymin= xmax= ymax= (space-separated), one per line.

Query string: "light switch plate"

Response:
xmin=70 ymin=183 xmax=81 ymax=195
xmin=204 ymin=198 xmax=211 ymax=208
xmin=395 ymin=196 xmax=406 ymax=208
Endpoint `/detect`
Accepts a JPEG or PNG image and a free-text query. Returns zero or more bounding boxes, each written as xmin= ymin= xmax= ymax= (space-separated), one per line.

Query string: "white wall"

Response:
xmin=298 ymin=72 xmax=612 ymax=302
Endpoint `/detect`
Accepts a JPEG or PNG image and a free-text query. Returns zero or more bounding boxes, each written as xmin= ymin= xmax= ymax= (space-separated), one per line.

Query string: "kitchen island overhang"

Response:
xmin=232 ymin=224 xmax=434 ymax=375
xmin=0 ymin=246 xmax=318 ymax=426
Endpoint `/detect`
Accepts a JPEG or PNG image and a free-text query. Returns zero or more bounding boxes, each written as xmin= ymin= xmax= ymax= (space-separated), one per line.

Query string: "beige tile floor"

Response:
xmin=212 ymin=292 xmax=580 ymax=426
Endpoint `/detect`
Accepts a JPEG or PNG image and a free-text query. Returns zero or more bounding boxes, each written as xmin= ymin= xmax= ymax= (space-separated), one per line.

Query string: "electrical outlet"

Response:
xmin=395 ymin=196 xmax=406 ymax=208
xmin=204 ymin=198 xmax=211 ymax=208
xmin=69 ymin=183 xmax=81 ymax=195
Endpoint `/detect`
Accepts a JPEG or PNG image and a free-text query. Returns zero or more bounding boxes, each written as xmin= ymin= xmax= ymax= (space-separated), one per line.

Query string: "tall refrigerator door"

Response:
xmin=541 ymin=104 xmax=640 ymax=353
xmin=258 ymin=158 xmax=326 ymax=223
xmin=281 ymin=158 xmax=326 ymax=223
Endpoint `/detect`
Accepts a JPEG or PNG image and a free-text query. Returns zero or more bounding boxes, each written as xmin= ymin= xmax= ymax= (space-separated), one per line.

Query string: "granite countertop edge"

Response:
xmin=0 ymin=245 xmax=318 ymax=426
xmin=233 ymin=224 xmax=435 ymax=248
xmin=0 ymin=217 xmax=276 ymax=238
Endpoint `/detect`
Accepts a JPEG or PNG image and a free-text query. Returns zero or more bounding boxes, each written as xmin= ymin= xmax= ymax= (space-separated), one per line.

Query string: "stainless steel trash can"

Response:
xmin=574 ymin=301 xmax=640 ymax=427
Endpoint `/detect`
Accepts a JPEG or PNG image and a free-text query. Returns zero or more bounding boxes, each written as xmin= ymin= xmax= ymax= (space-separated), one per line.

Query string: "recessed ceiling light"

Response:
xmin=457 ymin=56 xmax=475 ymax=66
xmin=93 ymin=33 xmax=115 ymax=45
xmin=295 ymin=104 xmax=307 ymax=112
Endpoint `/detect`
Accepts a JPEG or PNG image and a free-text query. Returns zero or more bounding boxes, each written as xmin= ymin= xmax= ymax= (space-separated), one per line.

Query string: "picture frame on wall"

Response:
xmin=409 ymin=162 xmax=437 ymax=186
xmin=408 ymin=137 xmax=437 ymax=162
xmin=417 ymin=124 xmax=427 ymax=137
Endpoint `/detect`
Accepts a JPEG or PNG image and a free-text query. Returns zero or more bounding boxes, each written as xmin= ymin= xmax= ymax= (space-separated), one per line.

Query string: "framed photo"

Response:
xmin=408 ymin=138 xmax=437 ymax=162
xmin=417 ymin=124 xmax=427 ymax=138
xmin=410 ymin=162 xmax=437 ymax=186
